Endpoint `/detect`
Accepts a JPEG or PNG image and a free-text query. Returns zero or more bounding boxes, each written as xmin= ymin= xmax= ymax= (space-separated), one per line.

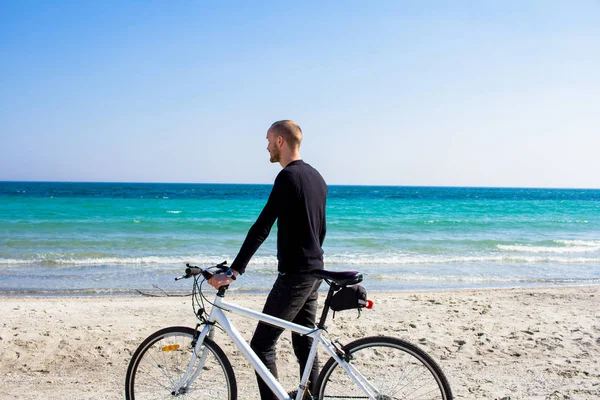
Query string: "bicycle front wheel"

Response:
xmin=316 ymin=336 xmax=452 ymax=400
xmin=125 ymin=326 xmax=237 ymax=400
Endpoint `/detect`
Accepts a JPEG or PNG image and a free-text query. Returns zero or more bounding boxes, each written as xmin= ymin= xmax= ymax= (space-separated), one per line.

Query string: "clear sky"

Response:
xmin=1 ymin=1 xmax=598 ymax=188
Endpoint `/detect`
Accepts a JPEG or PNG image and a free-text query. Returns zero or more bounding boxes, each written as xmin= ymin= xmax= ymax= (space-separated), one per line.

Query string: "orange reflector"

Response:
xmin=365 ymin=300 xmax=374 ymax=309
xmin=162 ymin=344 xmax=180 ymax=352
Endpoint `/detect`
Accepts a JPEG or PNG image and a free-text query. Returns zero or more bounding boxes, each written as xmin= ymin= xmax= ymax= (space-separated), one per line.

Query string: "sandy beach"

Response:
xmin=1 ymin=286 xmax=599 ymax=399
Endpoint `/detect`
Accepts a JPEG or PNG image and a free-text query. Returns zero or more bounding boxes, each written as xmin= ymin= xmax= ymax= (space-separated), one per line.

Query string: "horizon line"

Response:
xmin=1 ymin=180 xmax=598 ymax=191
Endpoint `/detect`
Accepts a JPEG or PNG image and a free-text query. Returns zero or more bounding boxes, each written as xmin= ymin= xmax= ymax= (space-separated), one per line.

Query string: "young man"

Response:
xmin=208 ymin=120 xmax=328 ymax=399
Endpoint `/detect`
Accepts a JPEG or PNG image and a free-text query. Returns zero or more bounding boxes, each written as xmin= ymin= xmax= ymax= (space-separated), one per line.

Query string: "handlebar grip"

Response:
xmin=181 ymin=264 xmax=221 ymax=280
xmin=185 ymin=266 xmax=213 ymax=280
xmin=185 ymin=266 xmax=202 ymax=276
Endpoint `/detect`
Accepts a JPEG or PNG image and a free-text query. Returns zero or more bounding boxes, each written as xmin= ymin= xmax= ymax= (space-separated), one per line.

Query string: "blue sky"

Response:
xmin=1 ymin=1 xmax=598 ymax=188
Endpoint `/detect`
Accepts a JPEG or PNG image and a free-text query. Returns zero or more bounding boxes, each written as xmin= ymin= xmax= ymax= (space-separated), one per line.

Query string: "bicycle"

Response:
xmin=125 ymin=262 xmax=453 ymax=399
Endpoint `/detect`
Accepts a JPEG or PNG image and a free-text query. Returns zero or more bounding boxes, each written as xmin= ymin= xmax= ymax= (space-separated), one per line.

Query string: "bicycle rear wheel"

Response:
xmin=125 ymin=326 xmax=237 ymax=400
xmin=316 ymin=336 xmax=452 ymax=400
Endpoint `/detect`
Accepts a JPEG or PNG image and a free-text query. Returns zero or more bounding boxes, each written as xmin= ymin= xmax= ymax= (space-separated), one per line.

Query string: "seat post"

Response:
xmin=317 ymin=282 xmax=339 ymax=329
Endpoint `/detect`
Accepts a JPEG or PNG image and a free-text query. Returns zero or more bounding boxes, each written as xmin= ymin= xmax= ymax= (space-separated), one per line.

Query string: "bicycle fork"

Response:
xmin=171 ymin=324 xmax=214 ymax=395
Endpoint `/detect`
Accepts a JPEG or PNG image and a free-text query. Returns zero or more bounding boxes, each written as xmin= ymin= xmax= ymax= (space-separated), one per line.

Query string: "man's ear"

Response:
xmin=277 ymin=135 xmax=285 ymax=147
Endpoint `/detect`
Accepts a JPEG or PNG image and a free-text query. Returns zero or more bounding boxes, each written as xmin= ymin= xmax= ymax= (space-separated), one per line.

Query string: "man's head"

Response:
xmin=266 ymin=120 xmax=302 ymax=165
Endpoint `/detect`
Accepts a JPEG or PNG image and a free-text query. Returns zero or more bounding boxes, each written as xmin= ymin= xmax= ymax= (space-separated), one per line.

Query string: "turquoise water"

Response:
xmin=1 ymin=182 xmax=599 ymax=295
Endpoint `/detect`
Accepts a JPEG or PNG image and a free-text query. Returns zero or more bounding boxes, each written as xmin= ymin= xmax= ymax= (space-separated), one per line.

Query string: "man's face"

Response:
xmin=266 ymin=131 xmax=281 ymax=163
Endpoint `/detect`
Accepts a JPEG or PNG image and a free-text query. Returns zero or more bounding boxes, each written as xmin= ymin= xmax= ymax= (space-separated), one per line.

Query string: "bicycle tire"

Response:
xmin=125 ymin=326 xmax=237 ymax=400
xmin=316 ymin=336 xmax=452 ymax=400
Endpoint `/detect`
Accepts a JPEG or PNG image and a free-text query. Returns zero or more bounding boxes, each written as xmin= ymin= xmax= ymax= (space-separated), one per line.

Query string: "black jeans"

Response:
xmin=250 ymin=273 xmax=321 ymax=399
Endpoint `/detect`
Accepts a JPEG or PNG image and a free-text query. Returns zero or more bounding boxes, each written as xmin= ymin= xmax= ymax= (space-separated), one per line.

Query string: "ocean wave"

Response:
xmin=0 ymin=288 xmax=142 ymax=296
xmin=497 ymin=245 xmax=600 ymax=254
xmin=367 ymin=274 xmax=600 ymax=284
xmin=1 ymin=253 xmax=599 ymax=267
xmin=0 ymin=258 xmax=30 ymax=265
xmin=0 ymin=254 xmax=242 ymax=266
xmin=325 ymin=254 xmax=600 ymax=265
xmin=555 ymin=240 xmax=600 ymax=247
xmin=498 ymin=240 xmax=600 ymax=254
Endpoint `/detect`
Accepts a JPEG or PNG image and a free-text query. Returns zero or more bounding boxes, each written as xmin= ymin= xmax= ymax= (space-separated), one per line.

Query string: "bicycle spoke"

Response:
xmin=146 ymin=346 xmax=178 ymax=389
xmin=136 ymin=359 xmax=173 ymax=394
xmin=317 ymin=337 xmax=452 ymax=400
xmin=126 ymin=327 xmax=236 ymax=400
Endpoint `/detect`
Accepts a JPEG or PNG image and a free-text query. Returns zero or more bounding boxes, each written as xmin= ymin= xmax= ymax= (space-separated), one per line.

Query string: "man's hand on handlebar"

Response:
xmin=208 ymin=269 xmax=239 ymax=289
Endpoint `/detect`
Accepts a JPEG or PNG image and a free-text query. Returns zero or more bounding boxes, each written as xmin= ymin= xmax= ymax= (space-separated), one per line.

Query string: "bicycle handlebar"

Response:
xmin=175 ymin=262 xmax=228 ymax=281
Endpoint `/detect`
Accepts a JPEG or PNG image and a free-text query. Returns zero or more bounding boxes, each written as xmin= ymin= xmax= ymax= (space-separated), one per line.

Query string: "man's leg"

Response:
xmin=251 ymin=320 xmax=285 ymax=399
xmin=291 ymin=278 xmax=321 ymax=394
xmin=250 ymin=274 xmax=320 ymax=400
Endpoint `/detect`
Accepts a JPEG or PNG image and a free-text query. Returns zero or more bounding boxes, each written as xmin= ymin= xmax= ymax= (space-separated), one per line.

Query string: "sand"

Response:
xmin=1 ymin=286 xmax=599 ymax=399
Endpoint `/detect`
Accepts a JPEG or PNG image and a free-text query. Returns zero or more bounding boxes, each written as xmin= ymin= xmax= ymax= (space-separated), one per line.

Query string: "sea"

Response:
xmin=1 ymin=182 xmax=599 ymax=296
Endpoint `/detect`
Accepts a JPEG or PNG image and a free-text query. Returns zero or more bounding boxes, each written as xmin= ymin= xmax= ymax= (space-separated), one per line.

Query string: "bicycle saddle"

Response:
xmin=308 ymin=270 xmax=363 ymax=286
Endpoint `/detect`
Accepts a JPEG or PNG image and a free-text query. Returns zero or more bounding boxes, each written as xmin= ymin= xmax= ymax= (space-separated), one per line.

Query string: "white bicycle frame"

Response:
xmin=172 ymin=292 xmax=380 ymax=400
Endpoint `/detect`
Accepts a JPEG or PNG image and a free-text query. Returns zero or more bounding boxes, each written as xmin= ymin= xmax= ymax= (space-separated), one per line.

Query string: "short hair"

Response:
xmin=269 ymin=120 xmax=302 ymax=149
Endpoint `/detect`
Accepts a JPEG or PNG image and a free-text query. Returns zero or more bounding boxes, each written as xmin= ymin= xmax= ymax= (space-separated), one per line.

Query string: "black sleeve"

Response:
xmin=230 ymin=171 xmax=292 ymax=274
xmin=319 ymin=212 xmax=327 ymax=246
xmin=319 ymin=185 xmax=328 ymax=245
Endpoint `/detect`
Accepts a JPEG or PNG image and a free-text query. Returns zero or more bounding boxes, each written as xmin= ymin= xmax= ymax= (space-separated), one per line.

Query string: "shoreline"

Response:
xmin=1 ymin=280 xmax=600 ymax=298
xmin=2 ymin=285 xmax=599 ymax=399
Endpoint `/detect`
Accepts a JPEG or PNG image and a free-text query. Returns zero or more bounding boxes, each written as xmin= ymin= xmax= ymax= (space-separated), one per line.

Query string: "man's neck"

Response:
xmin=280 ymin=153 xmax=301 ymax=168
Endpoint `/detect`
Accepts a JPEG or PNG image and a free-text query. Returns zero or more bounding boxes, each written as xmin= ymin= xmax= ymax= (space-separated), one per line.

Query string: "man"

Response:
xmin=208 ymin=120 xmax=328 ymax=399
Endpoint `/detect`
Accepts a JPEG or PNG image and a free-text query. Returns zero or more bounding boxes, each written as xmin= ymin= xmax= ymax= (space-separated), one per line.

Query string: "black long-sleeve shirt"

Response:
xmin=230 ymin=160 xmax=328 ymax=274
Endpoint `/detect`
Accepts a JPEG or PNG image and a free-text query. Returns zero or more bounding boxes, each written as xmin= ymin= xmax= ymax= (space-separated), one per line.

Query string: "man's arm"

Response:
xmin=209 ymin=189 xmax=279 ymax=288
xmin=229 ymin=171 xmax=291 ymax=274
xmin=319 ymin=214 xmax=326 ymax=246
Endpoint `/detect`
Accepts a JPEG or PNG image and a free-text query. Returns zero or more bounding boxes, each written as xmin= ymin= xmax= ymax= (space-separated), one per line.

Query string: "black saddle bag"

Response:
xmin=329 ymin=285 xmax=367 ymax=312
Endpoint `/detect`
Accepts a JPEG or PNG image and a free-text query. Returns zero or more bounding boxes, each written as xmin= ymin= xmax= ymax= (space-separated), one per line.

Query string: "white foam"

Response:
xmin=369 ymin=273 xmax=600 ymax=284
xmin=1 ymin=252 xmax=599 ymax=267
xmin=0 ymin=258 xmax=30 ymax=265
xmin=0 ymin=254 xmax=276 ymax=266
xmin=497 ymin=244 xmax=600 ymax=254
xmin=554 ymin=240 xmax=600 ymax=247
